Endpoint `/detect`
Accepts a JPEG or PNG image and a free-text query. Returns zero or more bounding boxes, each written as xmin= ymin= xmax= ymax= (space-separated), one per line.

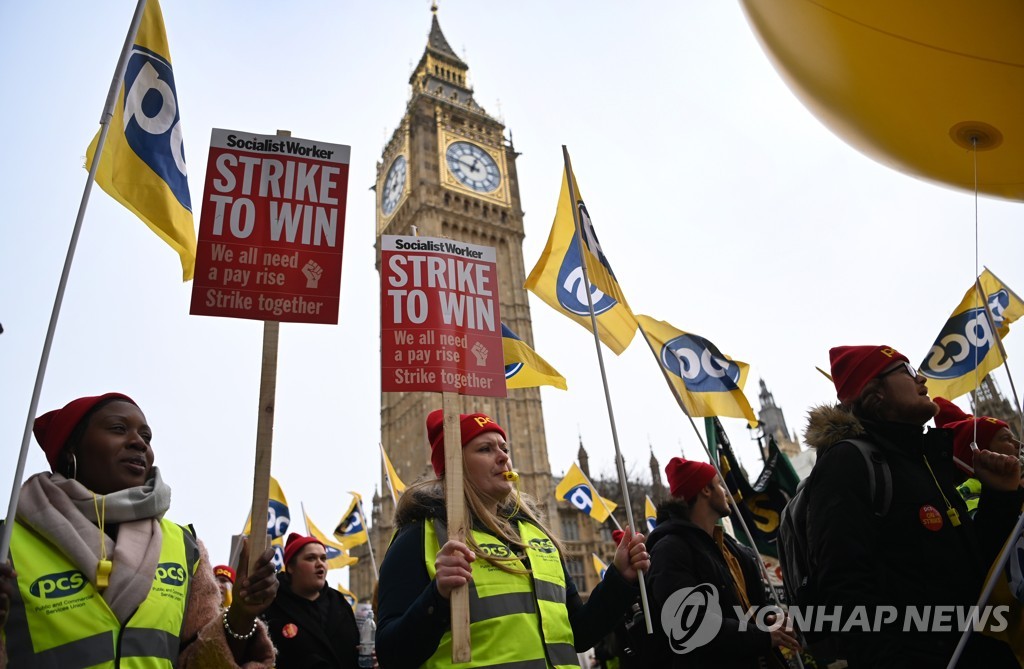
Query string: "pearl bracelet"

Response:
xmin=222 ymin=607 xmax=258 ymax=641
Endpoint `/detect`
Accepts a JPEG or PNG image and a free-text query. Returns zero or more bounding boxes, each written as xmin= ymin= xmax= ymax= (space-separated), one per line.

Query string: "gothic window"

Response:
xmin=561 ymin=514 xmax=580 ymax=541
xmin=566 ymin=557 xmax=585 ymax=587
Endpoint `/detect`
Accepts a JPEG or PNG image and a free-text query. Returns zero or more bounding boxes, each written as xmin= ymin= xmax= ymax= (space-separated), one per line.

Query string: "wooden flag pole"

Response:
xmin=442 ymin=391 xmax=472 ymax=663
xmin=247 ymin=318 xmax=279 ymax=569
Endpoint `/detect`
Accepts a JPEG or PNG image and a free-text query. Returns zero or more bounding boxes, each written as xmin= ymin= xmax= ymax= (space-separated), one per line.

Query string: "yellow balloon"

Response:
xmin=741 ymin=0 xmax=1024 ymax=202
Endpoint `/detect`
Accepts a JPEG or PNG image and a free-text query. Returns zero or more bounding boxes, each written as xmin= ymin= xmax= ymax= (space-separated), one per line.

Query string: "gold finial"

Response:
xmin=431 ymin=1 xmax=438 ymax=14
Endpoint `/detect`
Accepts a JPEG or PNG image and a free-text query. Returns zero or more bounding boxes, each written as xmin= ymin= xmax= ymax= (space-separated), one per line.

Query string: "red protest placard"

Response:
xmin=189 ymin=129 xmax=350 ymax=324
xmin=381 ymin=236 xmax=506 ymax=398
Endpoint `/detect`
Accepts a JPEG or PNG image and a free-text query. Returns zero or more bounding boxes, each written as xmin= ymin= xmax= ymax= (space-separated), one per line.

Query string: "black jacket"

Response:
xmin=646 ymin=503 xmax=776 ymax=668
xmin=375 ymin=486 xmax=639 ymax=668
xmin=263 ymin=571 xmax=360 ymax=669
xmin=804 ymin=405 xmax=1022 ymax=668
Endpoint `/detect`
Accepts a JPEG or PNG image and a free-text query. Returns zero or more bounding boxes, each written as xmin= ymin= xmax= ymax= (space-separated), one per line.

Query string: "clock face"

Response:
xmin=446 ymin=141 xmax=501 ymax=193
xmin=381 ymin=155 xmax=407 ymax=216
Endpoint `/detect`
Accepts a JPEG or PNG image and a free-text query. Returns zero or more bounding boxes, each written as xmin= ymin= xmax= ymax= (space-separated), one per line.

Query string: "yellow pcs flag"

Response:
xmin=333 ymin=493 xmax=369 ymax=549
xmin=85 ymin=0 xmax=196 ymax=280
xmin=337 ymin=583 xmax=358 ymax=609
xmin=920 ymin=269 xmax=1024 ymax=401
xmin=525 ymin=162 xmax=638 ymax=354
xmin=380 ymin=444 xmax=406 ymax=496
xmin=638 ymin=315 xmax=758 ymax=426
xmin=592 ymin=553 xmax=608 ymax=581
xmin=645 ymin=496 xmax=658 ymax=533
xmin=555 ymin=462 xmax=617 ymax=523
xmin=304 ymin=509 xmax=358 ymax=571
xmin=502 ymin=322 xmax=567 ymax=390
xmin=242 ymin=476 xmax=291 ymax=540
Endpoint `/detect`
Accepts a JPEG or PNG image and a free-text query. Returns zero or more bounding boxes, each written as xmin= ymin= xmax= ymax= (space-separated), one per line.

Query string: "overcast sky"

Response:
xmin=2 ymin=2 xmax=1020 ymax=580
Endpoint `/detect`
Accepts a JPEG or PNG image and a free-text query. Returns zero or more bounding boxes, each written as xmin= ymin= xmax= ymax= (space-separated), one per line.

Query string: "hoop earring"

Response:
xmin=66 ymin=453 xmax=77 ymax=481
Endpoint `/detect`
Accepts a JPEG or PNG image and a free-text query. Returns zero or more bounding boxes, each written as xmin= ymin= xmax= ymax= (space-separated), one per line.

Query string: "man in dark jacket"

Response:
xmin=647 ymin=457 xmax=799 ymax=668
xmin=805 ymin=344 xmax=1023 ymax=667
xmin=263 ymin=533 xmax=360 ymax=669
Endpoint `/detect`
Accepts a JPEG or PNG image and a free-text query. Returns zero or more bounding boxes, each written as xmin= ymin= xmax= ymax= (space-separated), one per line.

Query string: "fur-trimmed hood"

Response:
xmin=804 ymin=403 xmax=866 ymax=450
xmin=394 ymin=484 xmax=446 ymax=529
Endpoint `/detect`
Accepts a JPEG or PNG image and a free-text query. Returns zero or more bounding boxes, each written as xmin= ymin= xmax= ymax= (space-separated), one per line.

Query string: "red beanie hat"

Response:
xmin=426 ymin=409 xmax=507 ymax=477
xmin=933 ymin=397 xmax=1010 ymax=474
xmin=213 ymin=565 xmax=236 ymax=583
xmin=611 ymin=529 xmax=625 ymax=544
xmin=33 ymin=393 xmax=137 ymax=470
xmin=665 ymin=457 xmax=718 ymax=501
xmin=829 ymin=345 xmax=909 ymax=404
xmin=283 ymin=534 xmax=324 ymax=567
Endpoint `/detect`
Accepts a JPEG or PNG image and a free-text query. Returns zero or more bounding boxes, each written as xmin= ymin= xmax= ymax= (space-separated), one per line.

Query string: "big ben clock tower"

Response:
xmin=350 ymin=7 xmax=558 ymax=599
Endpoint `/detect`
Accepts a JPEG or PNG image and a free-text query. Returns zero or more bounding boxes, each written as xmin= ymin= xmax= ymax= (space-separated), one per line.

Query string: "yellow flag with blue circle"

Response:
xmin=502 ymin=322 xmax=567 ymax=390
xmin=525 ymin=162 xmax=638 ymax=354
xmin=555 ymin=462 xmax=617 ymax=523
xmin=645 ymin=496 xmax=658 ymax=533
xmin=592 ymin=553 xmax=608 ymax=580
xmin=85 ymin=0 xmax=196 ymax=280
xmin=638 ymin=315 xmax=758 ymax=426
xmin=304 ymin=508 xmax=358 ymax=570
xmin=241 ymin=476 xmax=290 ymax=570
xmin=333 ymin=492 xmax=369 ymax=550
xmin=920 ymin=269 xmax=1024 ymax=401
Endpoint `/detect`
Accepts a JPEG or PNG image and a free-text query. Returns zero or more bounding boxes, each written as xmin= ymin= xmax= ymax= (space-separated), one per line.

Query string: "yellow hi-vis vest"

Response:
xmin=423 ymin=519 xmax=580 ymax=669
xmin=4 ymin=517 xmax=199 ymax=668
xmin=955 ymin=477 xmax=982 ymax=516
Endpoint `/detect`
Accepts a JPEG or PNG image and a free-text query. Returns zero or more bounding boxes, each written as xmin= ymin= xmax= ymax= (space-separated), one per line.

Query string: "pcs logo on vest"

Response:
xmin=478 ymin=543 xmax=513 ymax=558
xmin=154 ymin=562 xmax=187 ymax=587
xmin=29 ymin=570 xmax=87 ymax=599
xmin=528 ymin=538 xmax=557 ymax=555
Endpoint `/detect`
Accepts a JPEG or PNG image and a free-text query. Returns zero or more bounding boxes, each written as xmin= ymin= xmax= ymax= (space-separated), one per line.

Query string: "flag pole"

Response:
xmin=0 ymin=0 xmax=149 ymax=561
xmin=561 ymin=146 xmax=652 ymax=634
xmin=577 ymin=467 xmax=622 ymax=528
xmin=379 ymin=443 xmax=398 ymax=509
xmin=975 ymin=278 xmax=1024 ymax=431
xmin=946 ymin=509 xmax=1024 ymax=669
xmin=356 ymin=496 xmax=379 ymax=579
xmin=635 ymin=323 xmax=802 ymax=665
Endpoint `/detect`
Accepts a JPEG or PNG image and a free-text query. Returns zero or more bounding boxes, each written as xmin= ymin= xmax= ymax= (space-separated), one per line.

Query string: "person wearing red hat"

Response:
xmin=214 ymin=564 xmax=237 ymax=610
xmin=644 ymin=457 xmax=800 ymax=668
xmin=376 ymin=409 xmax=651 ymax=668
xmin=801 ymin=345 xmax=1023 ymax=667
xmin=261 ymin=533 xmax=360 ymax=668
xmin=0 ymin=394 xmax=278 ymax=668
xmin=934 ymin=397 xmax=1022 ymax=516
xmin=933 ymin=397 xmax=1024 ymax=662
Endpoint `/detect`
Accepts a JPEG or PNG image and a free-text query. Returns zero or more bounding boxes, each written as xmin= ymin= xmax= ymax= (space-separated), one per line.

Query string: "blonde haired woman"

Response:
xmin=376 ymin=410 xmax=649 ymax=668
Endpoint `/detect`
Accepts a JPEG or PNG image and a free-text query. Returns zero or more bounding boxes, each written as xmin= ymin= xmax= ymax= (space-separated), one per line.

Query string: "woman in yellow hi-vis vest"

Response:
xmin=0 ymin=393 xmax=279 ymax=668
xmin=377 ymin=410 xmax=650 ymax=668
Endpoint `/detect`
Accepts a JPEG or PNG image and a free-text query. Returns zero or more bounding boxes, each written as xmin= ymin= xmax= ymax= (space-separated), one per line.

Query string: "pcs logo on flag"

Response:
xmin=123 ymin=44 xmax=190 ymax=211
xmin=563 ymin=484 xmax=597 ymax=514
xmin=921 ymin=299 xmax=1005 ymax=379
xmin=555 ymin=203 xmax=617 ymax=317
xmin=267 ymin=500 xmax=291 ymax=539
xmin=660 ymin=334 xmax=742 ymax=392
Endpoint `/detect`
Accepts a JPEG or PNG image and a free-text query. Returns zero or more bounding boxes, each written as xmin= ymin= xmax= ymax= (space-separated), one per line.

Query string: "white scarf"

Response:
xmin=16 ymin=468 xmax=172 ymax=623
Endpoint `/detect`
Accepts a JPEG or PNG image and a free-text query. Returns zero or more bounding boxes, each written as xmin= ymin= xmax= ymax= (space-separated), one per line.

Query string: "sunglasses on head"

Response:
xmin=881 ymin=361 xmax=918 ymax=379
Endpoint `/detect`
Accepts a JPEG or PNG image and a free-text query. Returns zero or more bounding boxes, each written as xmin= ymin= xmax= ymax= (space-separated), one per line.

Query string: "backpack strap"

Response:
xmin=843 ymin=438 xmax=892 ymax=517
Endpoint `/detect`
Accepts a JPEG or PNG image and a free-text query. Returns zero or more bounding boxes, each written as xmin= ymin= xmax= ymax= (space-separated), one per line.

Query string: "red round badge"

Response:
xmin=282 ymin=623 xmax=298 ymax=639
xmin=919 ymin=505 xmax=944 ymax=532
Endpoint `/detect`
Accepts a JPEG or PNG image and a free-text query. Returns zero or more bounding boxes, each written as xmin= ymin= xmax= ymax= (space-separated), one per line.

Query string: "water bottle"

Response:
xmin=358 ymin=610 xmax=376 ymax=668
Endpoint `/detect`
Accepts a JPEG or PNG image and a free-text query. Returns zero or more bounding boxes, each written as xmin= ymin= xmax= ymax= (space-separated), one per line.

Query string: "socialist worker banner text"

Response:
xmin=381 ymin=235 xmax=506 ymax=397
xmin=190 ymin=129 xmax=350 ymax=324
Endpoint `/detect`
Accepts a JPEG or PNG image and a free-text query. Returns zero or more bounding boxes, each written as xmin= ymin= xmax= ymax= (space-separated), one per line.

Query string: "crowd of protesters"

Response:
xmin=2 ymin=342 xmax=1022 ymax=668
